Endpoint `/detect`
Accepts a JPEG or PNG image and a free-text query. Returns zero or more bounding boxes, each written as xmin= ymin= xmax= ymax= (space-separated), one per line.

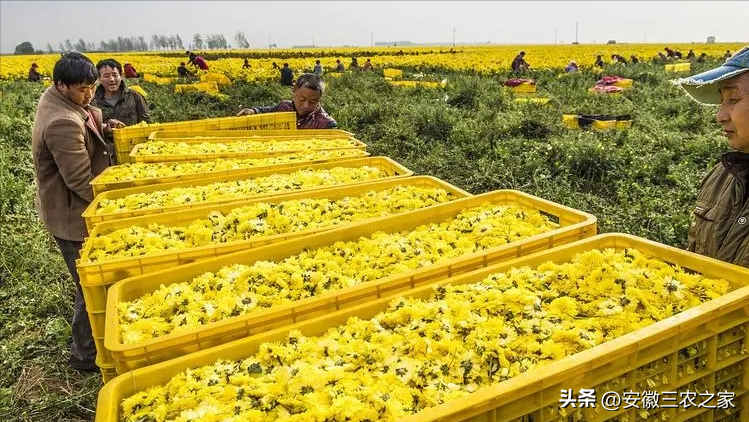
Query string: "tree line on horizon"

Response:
xmin=13 ymin=31 xmax=253 ymax=55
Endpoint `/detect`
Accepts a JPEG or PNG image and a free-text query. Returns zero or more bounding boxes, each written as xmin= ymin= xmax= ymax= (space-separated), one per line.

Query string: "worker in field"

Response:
xmin=280 ymin=63 xmax=294 ymax=86
xmin=28 ymin=63 xmax=42 ymax=82
xmin=91 ymin=58 xmax=151 ymax=146
xmin=186 ymin=51 xmax=209 ymax=72
xmin=313 ymin=60 xmax=323 ymax=76
xmin=511 ymin=51 xmax=530 ymax=73
xmin=236 ymin=73 xmax=337 ymax=129
xmin=242 ymin=58 xmax=251 ymax=69
xmin=611 ymin=54 xmax=627 ymax=65
xmin=564 ymin=60 xmax=579 ymax=73
xmin=335 ymin=59 xmax=345 ymax=73
xmin=123 ymin=62 xmax=139 ymax=78
xmin=177 ymin=61 xmax=194 ymax=79
xmin=594 ymin=55 xmax=604 ymax=68
xmin=673 ymin=46 xmax=749 ymax=267
xmin=363 ymin=58 xmax=373 ymax=71
xmin=31 ymin=52 xmax=121 ymax=373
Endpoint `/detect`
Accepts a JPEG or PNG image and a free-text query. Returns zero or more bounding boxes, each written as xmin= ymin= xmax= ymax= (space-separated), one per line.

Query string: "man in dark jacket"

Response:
xmin=28 ymin=63 xmax=42 ymax=82
xmin=31 ymin=52 xmax=119 ymax=372
xmin=91 ymin=58 xmax=150 ymax=146
xmin=511 ymin=51 xmax=530 ymax=73
xmin=280 ymin=63 xmax=294 ymax=86
xmin=673 ymin=46 xmax=749 ymax=267
xmin=236 ymin=73 xmax=337 ymax=129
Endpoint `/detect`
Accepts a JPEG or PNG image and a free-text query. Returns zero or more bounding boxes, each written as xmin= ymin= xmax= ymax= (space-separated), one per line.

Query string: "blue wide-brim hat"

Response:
xmin=672 ymin=46 xmax=749 ymax=105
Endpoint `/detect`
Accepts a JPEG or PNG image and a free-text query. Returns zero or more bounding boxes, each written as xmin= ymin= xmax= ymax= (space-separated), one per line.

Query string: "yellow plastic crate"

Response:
xmin=174 ymin=81 xmax=219 ymax=94
xmin=592 ymin=119 xmax=618 ymax=130
xmin=200 ymin=72 xmax=232 ymax=86
xmin=383 ymin=68 xmax=404 ymax=78
xmin=514 ymin=97 xmax=550 ymax=105
xmin=616 ymin=120 xmax=632 ymax=130
xmin=128 ymin=134 xmax=369 ymax=163
xmin=112 ymin=112 xmax=296 ymax=164
xmin=612 ymin=78 xmax=634 ymax=89
xmin=103 ymin=189 xmax=596 ymax=374
xmin=127 ymin=85 xmax=147 ymax=99
xmin=510 ymin=82 xmax=537 ymax=93
xmin=563 ymin=115 xmax=632 ymax=131
xmin=82 ymin=156 xmax=412 ymax=231
xmin=141 ymin=74 xmax=177 ymax=85
xmin=79 ymin=175 xmax=467 ymax=375
xmin=97 ymin=359 xmax=118 ymax=385
xmin=96 ymin=233 xmax=749 ymax=421
xmin=147 ymin=128 xmax=354 ymax=141
xmin=80 ymin=176 xmax=470 ymax=293
xmin=562 ymin=114 xmax=579 ymax=129
xmin=665 ymin=62 xmax=692 ymax=73
xmin=90 ymin=150 xmax=371 ymax=195
xmin=388 ymin=80 xmax=447 ymax=89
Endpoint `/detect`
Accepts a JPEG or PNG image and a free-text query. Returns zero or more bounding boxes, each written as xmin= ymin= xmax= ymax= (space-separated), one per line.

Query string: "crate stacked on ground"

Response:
xmin=98 ymin=189 xmax=595 ymax=380
xmin=111 ymin=112 xmax=297 ymax=164
xmin=174 ymin=81 xmax=220 ymax=96
xmin=127 ymin=133 xmax=369 ymax=163
xmin=563 ymin=114 xmax=633 ymax=131
xmin=79 ymin=154 xmax=417 ymax=381
xmin=97 ymin=233 xmax=749 ymax=422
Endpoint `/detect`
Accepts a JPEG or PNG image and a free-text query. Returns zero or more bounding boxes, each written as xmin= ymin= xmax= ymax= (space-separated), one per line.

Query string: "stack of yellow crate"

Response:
xmin=111 ymin=112 xmax=298 ymax=164
xmin=89 ymin=112 xmax=749 ymax=422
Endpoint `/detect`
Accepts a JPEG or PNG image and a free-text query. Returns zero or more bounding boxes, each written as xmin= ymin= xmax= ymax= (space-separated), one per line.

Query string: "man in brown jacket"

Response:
xmin=31 ymin=52 xmax=123 ymax=372
xmin=673 ymin=46 xmax=749 ymax=268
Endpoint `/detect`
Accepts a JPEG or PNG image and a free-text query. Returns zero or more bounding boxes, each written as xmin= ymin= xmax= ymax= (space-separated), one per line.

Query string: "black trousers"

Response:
xmin=53 ymin=236 xmax=97 ymax=370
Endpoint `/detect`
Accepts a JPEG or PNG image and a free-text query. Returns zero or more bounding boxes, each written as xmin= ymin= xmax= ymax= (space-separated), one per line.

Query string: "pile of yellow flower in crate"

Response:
xmin=84 ymin=109 xmax=749 ymax=422
xmin=128 ymin=135 xmax=368 ymax=163
xmin=79 ymin=154 xmax=415 ymax=379
xmin=97 ymin=234 xmax=749 ymax=422
xmin=111 ymin=112 xmax=298 ymax=164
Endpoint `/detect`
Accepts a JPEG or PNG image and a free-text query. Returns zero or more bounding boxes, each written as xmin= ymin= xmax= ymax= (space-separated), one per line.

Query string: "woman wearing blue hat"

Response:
xmin=674 ymin=46 xmax=749 ymax=267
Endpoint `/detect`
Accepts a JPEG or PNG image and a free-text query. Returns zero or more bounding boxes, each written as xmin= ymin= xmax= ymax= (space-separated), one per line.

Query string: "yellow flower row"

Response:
xmin=2 ymin=43 xmax=743 ymax=81
xmin=86 ymin=185 xmax=456 ymax=263
xmin=117 ymin=202 xmax=557 ymax=344
xmin=121 ymin=248 xmax=728 ymax=422
xmin=132 ymin=138 xmax=361 ymax=157
xmin=97 ymin=149 xmax=367 ymax=182
xmin=95 ymin=165 xmax=389 ymax=215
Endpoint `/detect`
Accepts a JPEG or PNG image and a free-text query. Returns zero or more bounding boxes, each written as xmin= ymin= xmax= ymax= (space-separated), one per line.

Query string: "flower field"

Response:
xmin=1 ymin=41 xmax=748 ymax=422
xmin=0 ymin=43 xmax=744 ymax=82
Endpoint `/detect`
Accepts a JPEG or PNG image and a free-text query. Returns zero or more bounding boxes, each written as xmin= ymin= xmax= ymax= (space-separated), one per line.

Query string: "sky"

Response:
xmin=1 ymin=1 xmax=747 ymax=54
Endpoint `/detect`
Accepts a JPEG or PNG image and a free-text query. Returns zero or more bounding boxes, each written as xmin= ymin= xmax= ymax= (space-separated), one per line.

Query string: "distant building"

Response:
xmin=706 ymin=36 xmax=716 ymax=44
